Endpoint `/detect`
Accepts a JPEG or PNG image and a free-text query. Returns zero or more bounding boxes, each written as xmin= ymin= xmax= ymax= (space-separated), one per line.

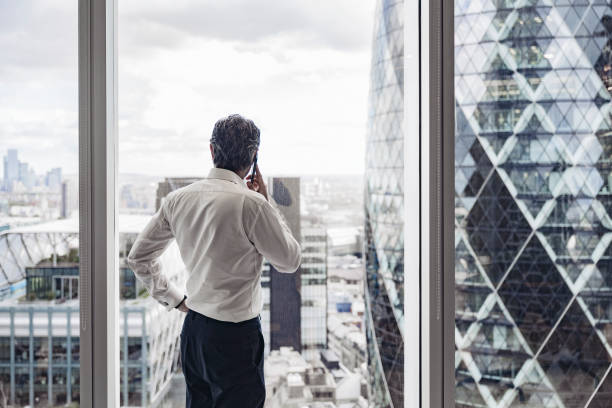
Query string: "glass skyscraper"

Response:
xmin=300 ymin=226 xmax=328 ymax=362
xmin=455 ymin=1 xmax=612 ymax=407
xmin=269 ymin=177 xmax=302 ymax=353
xmin=364 ymin=0 xmax=404 ymax=406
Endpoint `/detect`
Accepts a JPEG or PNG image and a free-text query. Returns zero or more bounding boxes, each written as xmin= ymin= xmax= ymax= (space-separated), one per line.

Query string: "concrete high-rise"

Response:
xmin=0 ymin=216 xmax=186 ymax=406
xmin=45 ymin=168 xmax=62 ymax=192
xmin=18 ymin=162 xmax=34 ymax=190
xmin=3 ymin=149 xmax=19 ymax=192
xmin=300 ymin=225 xmax=327 ymax=361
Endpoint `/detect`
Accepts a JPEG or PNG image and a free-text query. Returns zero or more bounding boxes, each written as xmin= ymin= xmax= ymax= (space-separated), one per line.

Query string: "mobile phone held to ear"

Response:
xmin=251 ymin=154 xmax=258 ymax=182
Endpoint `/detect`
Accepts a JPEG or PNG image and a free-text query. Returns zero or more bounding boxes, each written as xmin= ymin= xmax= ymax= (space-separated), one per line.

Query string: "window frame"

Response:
xmin=404 ymin=0 xmax=421 ymax=407
xmin=407 ymin=0 xmax=455 ymax=407
xmin=75 ymin=0 xmax=457 ymax=406
xmin=78 ymin=0 xmax=119 ymax=406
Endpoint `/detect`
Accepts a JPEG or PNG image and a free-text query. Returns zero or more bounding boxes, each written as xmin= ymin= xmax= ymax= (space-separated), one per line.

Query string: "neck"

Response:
xmin=217 ymin=166 xmax=248 ymax=180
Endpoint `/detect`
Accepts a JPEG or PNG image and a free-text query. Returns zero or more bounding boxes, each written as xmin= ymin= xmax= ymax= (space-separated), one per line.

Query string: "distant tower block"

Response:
xmin=268 ymin=177 xmax=302 ymax=352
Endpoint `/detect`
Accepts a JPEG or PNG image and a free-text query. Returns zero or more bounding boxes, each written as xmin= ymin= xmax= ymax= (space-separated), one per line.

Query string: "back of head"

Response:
xmin=210 ymin=114 xmax=260 ymax=173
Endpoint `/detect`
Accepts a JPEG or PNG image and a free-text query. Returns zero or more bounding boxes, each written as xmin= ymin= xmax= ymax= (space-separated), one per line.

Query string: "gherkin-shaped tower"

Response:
xmin=455 ymin=1 xmax=612 ymax=406
xmin=364 ymin=0 xmax=404 ymax=406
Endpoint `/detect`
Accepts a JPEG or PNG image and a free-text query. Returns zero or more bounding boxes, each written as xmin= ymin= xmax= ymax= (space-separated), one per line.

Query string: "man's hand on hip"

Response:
xmin=247 ymin=163 xmax=268 ymax=201
xmin=175 ymin=295 xmax=189 ymax=313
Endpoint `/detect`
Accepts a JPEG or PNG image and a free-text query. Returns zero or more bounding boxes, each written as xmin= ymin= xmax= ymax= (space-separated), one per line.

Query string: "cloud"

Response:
xmin=119 ymin=0 xmax=374 ymax=52
xmin=116 ymin=31 xmax=371 ymax=175
xmin=0 ymin=0 xmax=374 ymax=177
xmin=0 ymin=0 xmax=77 ymax=74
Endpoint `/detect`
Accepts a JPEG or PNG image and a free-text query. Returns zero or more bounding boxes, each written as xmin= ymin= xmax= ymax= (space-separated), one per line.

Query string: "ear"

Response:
xmin=209 ymin=144 xmax=214 ymax=160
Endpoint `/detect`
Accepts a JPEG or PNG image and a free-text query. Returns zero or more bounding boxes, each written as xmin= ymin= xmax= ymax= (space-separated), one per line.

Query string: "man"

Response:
xmin=127 ymin=114 xmax=301 ymax=407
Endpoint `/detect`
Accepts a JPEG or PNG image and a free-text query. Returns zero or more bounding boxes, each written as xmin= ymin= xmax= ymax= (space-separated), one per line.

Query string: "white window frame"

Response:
xmin=405 ymin=0 xmax=454 ymax=407
xmin=78 ymin=0 xmax=119 ymax=406
xmin=404 ymin=0 xmax=421 ymax=406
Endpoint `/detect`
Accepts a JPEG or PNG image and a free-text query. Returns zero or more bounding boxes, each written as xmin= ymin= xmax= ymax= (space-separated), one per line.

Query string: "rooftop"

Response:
xmin=0 ymin=214 xmax=165 ymax=289
xmin=8 ymin=213 xmax=150 ymax=234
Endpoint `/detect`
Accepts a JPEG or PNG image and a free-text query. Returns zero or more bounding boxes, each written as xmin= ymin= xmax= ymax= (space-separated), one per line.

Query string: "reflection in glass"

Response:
xmin=71 ymin=367 xmax=79 ymax=403
xmin=14 ymin=337 xmax=29 ymax=364
xmin=71 ymin=336 xmax=79 ymax=362
xmin=52 ymin=367 xmax=67 ymax=405
xmin=33 ymin=367 xmax=48 ymax=406
xmin=14 ymin=367 xmax=29 ymax=405
xmin=52 ymin=337 xmax=67 ymax=364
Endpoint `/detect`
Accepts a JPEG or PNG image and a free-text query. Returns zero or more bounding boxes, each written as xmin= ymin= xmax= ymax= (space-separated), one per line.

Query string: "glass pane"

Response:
xmin=62 ymin=279 xmax=70 ymax=300
xmin=52 ymin=337 xmax=68 ymax=364
xmin=0 ymin=1 xmax=80 ymax=406
xmin=454 ymin=1 xmax=612 ymax=406
xmin=364 ymin=0 xmax=405 ymax=407
xmin=71 ymin=278 xmax=78 ymax=300
xmin=119 ymin=1 xmax=374 ymax=405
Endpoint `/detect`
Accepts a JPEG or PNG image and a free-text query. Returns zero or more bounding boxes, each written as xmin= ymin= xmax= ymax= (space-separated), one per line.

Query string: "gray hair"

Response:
xmin=210 ymin=114 xmax=260 ymax=172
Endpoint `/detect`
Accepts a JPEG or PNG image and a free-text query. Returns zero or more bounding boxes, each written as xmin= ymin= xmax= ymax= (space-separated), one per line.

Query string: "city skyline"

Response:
xmin=0 ymin=1 xmax=374 ymax=406
xmin=0 ymin=148 xmax=367 ymax=180
xmin=0 ymin=173 xmax=367 ymax=406
xmin=1 ymin=148 xmax=62 ymax=193
xmin=0 ymin=1 xmax=374 ymax=177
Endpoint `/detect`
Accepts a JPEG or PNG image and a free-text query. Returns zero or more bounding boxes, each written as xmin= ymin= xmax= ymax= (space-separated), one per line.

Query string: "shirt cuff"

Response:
xmin=163 ymin=284 xmax=185 ymax=311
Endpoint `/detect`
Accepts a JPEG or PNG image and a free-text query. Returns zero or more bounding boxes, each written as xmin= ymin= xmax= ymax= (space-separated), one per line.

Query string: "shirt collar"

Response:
xmin=207 ymin=167 xmax=247 ymax=188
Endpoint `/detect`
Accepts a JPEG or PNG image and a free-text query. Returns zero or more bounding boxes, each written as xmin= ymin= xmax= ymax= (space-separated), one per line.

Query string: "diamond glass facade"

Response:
xmin=455 ymin=1 xmax=612 ymax=406
xmin=364 ymin=0 xmax=404 ymax=406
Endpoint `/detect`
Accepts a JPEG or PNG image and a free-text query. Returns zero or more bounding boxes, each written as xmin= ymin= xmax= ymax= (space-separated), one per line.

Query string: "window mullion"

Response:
xmin=420 ymin=0 xmax=455 ymax=407
xmin=78 ymin=0 xmax=119 ymax=406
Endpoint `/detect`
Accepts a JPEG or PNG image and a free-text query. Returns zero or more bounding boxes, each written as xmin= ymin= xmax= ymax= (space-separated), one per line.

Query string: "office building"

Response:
xmin=3 ymin=149 xmax=19 ymax=192
xmin=327 ymin=315 xmax=365 ymax=373
xmin=0 ymin=215 xmax=187 ymax=406
xmin=44 ymin=168 xmax=62 ymax=192
xmin=363 ymin=0 xmax=404 ymax=406
xmin=327 ymin=257 xmax=366 ymax=372
xmin=455 ymin=1 xmax=612 ymax=407
xmin=1 ymin=149 xmax=67 ymax=194
xmin=300 ymin=226 xmax=328 ymax=361
xmin=326 ymin=227 xmax=362 ymax=257
xmin=60 ymin=182 xmax=68 ymax=219
xmin=18 ymin=162 xmax=34 ymax=190
xmin=264 ymin=347 xmax=366 ymax=408
xmin=269 ymin=177 xmax=302 ymax=352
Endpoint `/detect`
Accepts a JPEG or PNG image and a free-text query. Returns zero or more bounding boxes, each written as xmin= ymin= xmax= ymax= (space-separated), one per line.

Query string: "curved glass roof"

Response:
xmin=0 ymin=214 xmax=150 ymax=288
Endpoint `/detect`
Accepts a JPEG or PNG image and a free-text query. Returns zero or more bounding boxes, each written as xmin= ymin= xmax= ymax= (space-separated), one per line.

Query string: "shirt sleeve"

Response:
xmin=247 ymin=197 xmax=302 ymax=273
xmin=127 ymin=198 xmax=184 ymax=310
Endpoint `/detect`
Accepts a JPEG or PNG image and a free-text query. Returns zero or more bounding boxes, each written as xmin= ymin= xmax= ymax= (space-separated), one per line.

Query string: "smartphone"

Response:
xmin=250 ymin=154 xmax=258 ymax=181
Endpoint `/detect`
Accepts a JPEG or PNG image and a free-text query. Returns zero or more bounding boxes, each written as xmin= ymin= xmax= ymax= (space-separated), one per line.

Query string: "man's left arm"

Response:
xmin=127 ymin=200 xmax=184 ymax=310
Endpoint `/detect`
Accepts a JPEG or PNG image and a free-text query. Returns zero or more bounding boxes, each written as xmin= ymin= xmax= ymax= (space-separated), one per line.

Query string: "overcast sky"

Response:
xmin=0 ymin=0 xmax=374 ymax=177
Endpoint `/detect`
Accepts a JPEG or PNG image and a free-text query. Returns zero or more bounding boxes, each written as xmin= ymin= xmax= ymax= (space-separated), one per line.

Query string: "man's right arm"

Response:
xmin=247 ymin=198 xmax=301 ymax=273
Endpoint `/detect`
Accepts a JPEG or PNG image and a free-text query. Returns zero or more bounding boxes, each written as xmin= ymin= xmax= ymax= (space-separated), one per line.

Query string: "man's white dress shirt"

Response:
xmin=127 ymin=168 xmax=301 ymax=323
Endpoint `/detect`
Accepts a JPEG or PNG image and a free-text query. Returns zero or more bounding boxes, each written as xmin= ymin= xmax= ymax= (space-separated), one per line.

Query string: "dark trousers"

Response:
xmin=180 ymin=309 xmax=265 ymax=408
